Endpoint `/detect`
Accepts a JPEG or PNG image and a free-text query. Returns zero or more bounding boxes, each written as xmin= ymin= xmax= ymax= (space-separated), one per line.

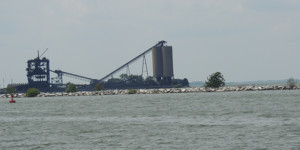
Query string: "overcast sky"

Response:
xmin=1 ymin=0 xmax=300 ymax=87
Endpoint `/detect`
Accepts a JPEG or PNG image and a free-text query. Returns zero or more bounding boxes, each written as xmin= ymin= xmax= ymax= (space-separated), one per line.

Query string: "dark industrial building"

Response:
xmin=1 ymin=40 xmax=187 ymax=93
xmin=26 ymin=52 xmax=51 ymax=91
xmin=152 ymin=45 xmax=174 ymax=83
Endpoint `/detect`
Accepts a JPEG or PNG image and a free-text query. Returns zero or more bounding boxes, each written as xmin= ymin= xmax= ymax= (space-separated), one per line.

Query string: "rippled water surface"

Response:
xmin=1 ymin=90 xmax=300 ymax=149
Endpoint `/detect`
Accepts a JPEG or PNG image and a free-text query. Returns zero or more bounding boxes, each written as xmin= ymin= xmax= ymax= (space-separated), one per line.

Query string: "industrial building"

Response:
xmin=2 ymin=40 xmax=179 ymax=93
xmin=152 ymin=46 xmax=174 ymax=83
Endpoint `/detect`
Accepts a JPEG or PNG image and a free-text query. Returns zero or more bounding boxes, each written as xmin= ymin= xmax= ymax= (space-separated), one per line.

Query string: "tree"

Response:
xmin=128 ymin=75 xmax=144 ymax=85
xmin=94 ymin=83 xmax=104 ymax=91
xmin=66 ymin=83 xmax=78 ymax=93
xmin=205 ymin=72 xmax=225 ymax=88
xmin=172 ymin=78 xmax=190 ymax=88
xmin=144 ymin=76 xmax=158 ymax=86
xmin=287 ymin=78 xmax=297 ymax=89
xmin=6 ymin=87 xmax=16 ymax=94
xmin=106 ymin=78 xmax=123 ymax=87
xmin=26 ymin=88 xmax=40 ymax=97
xmin=182 ymin=78 xmax=190 ymax=87
xmin=120 ymin=74 xmax=129 ymax=81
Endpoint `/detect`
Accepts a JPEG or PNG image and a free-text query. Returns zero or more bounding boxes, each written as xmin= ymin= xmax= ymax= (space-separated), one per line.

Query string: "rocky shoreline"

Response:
xmin=1 ymin=85 xmax=299 ymax=98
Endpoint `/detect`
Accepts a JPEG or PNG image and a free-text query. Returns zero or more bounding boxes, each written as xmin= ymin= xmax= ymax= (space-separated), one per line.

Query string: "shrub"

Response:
xmin=6 ymin=87 xmax=16 ymax=94
xmin=128 ymin=89 xmax=137 ymax=94
xmin=66 ymin=83 xmax=78 ymax=93
xmin=172 ymin=78 xmax=190 ymax=87
xmin=287 ymin=78 xmax=297 ymax=89
xmin=26 ymin=88 xmax=40 ymax=97
xmin=174 ymin=84 xmax=182 ymax=88
xmin=94 ymin=83 xmax=104 ymax=91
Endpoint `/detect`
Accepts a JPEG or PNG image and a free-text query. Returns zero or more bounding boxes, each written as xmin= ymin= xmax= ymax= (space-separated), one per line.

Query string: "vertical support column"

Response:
xmin=58 ymin=71 xmax=63 ymax=85
xmin=141 ymin=55 xmax=149 ymax=77
xmin=46 ymin=59 xmax=50 ymax=85
xmin=126 ymin=65 xmax=130 ymax=75
xmin=152 ymin=47 xmax=163 ymax=82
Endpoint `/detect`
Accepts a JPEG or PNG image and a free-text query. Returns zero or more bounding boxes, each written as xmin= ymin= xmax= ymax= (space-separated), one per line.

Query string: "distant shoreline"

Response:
xmin=190 ymin=79 xmax=300 ymax=87
xmin=1 ymin=85 xmax=299 ymax=98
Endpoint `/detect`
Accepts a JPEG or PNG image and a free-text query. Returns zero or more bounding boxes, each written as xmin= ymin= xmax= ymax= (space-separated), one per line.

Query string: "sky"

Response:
xmin=0 ymin=0 xmax=300 ymax=87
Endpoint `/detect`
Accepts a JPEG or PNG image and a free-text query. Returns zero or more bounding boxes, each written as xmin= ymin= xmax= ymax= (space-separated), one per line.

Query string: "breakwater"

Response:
xmin=1 ymin=85 xmax=300 ymax=98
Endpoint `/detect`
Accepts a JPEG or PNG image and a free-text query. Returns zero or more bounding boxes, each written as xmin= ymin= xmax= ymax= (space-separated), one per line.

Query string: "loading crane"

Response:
xmin=50 ymin=70 xmax=98 ymax=85
xmin=26 ymin=48 xmax=50 ymax=90
xmin=51 ymin=41 xmax=167 ymax=85
xmin=99 ymin=40 xmax=167 ymax=81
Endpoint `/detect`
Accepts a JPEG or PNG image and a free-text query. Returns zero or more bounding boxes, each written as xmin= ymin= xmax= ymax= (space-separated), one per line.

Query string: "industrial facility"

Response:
xmin=152 ymin=45 xmax=174 ymax=83
xmin=1 ymin=40 xmax=188 ymax=93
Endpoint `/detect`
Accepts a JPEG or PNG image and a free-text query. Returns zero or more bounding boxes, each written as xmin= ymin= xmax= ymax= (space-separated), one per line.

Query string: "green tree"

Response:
xmin=106 ymin=78 xmax=123 ymax=88
xmin=287 ymin=77 xmax=297 ymax=89
xmin=144 ymin=76 xmax=158 ymax=86
xmin=128 ymin=75 xmax=144 ymax=85
xmin=26 ymin=88 xmax=40 ymax=97
xmin=6 ymin=87 xmax=16 ymax=94
xmin=66 ymin=83 xmax=78 ymax=93
xmin=172 ymin=78 xmax=190 ymax=87
xmin=94 ymin=83 xmax=104 ymax=91
xmin=120 ymin=74 xmax=129 ymax=81
xmin=205 ymin=72 xmax=225 ymax=88
xmin=182 ymin=78 xmax=190 ymax=87
xmin=173 ymin=84 xmax=182 ymax=88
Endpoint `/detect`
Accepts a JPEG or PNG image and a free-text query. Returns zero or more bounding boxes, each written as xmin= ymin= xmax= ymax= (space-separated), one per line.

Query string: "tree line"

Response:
xmin=101 ymin=74 xmax=189 ymax=89
xmin=204 ymin=72 xmax=298 ymax=89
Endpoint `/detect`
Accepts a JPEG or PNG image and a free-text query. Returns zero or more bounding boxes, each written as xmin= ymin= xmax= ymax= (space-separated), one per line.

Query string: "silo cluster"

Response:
xmin=152 ymin=46 xmax=174 ymax=82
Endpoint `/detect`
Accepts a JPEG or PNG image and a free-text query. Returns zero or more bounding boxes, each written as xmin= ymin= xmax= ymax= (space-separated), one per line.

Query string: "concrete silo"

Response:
xmin=162 ymin=46 xmax=174 ymax=80
xmin=152 ymin=47 xmax=163 ymax=81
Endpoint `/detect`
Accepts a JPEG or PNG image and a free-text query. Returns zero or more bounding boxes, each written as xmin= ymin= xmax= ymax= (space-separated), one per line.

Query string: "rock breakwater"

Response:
xmin=1 ymin=85 xmax=299 ymax=98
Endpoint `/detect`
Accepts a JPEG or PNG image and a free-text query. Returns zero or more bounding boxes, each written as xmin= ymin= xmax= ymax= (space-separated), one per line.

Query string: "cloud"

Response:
xmin=58 ymin=0 xmax=89 ymax=21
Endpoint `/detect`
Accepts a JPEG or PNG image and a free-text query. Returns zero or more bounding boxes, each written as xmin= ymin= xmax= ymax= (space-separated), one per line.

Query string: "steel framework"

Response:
xmin=26 ymin=50 xmax=50 ymax=89
xmin=50 ymin=70 xmax=98 ymax=84
xmin=99 ymin=40 xmax=166 ymax=81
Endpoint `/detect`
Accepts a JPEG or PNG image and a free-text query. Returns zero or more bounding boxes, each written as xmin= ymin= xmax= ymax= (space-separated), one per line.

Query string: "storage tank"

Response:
xmin=152 ymin=47 xmax=163 ymax=78
xmin=162 ymin=46 xmax=174 ymax=78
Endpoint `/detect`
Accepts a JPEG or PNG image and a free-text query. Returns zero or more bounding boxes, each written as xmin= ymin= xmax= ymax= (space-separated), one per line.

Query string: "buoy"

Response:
xmin=9 ymin=94 xmax=16 ymax=103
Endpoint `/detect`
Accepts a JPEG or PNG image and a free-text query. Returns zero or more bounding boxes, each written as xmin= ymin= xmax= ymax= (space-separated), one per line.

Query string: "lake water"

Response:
xmin=1 ymin=90 xmax=300 ymax=149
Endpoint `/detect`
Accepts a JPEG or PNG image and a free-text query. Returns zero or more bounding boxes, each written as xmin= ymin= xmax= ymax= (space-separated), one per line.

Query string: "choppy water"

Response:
xmin=1 ymin=90 xmax=300 ymax=150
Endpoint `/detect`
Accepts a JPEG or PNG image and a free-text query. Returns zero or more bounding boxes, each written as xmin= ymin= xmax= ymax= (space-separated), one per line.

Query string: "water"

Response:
xmin=1 ymin=90 xmax=300 ymax=150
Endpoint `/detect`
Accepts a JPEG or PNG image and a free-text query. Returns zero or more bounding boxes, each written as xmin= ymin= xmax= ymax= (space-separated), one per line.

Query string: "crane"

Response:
xmin=50 ymin=70 xmax=98 ymax=85
xmin=99 ymin=40 xmax=167 ymax=81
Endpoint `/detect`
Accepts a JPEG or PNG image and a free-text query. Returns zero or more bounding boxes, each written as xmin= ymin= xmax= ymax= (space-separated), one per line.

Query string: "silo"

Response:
xmin=152 ymin=47 xmax=163 ymax=79
xmin=162 ymin=46 xmax=174 ymax=78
